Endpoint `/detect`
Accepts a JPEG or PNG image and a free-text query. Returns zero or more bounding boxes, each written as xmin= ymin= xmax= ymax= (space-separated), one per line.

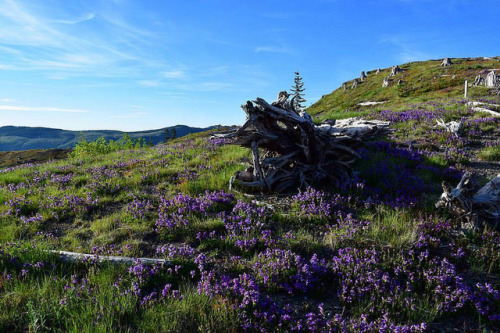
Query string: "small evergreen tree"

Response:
xmin=171 ymin=127 xmax=176 ymax=140
xmin=290 ymin=71 xmax=306 ymax=111
xmin=164 ymin=128 xmax=170 ymax=143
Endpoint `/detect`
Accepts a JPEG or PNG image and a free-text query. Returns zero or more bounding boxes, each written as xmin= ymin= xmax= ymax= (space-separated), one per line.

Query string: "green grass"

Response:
xmin=478 ymin=145 xmax=500 ymax=161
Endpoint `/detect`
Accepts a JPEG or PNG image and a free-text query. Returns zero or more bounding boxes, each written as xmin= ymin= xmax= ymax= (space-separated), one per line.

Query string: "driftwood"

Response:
xmin=49 ymin=250 xmax=171 ymax=266
xmin=436 ymin=173 xmax=500 ymax=230
xmin=435 ymin=118 xmax=463 ymax=136
xmin=468 ymin=101 xmax=500 ymax=117
xmin=213 ymin=92 xmax=390 ymax=193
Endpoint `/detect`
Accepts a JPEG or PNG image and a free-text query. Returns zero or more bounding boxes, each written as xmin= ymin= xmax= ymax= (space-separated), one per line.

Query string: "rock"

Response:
xmin=397 ymin=79 xmax=403 ymax=85
xmin=342 ymin=82 xmax=347 ymax=91
xmin=440 ymin=57 xmax=453 ymax=66
xmin=360 ymin=71 xmax=367 ymax=82
xmin=376 ymin=68 xmax=381 ymax=74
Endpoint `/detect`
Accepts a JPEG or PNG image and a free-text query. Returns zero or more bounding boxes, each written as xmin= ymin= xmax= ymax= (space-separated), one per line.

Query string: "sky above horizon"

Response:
xmin=0 ymin=0 xmax=499 ymax=131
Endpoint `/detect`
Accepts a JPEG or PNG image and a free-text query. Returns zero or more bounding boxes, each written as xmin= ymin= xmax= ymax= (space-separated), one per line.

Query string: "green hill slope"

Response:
xmin=308 ymin=57 xmax=500 ymax=121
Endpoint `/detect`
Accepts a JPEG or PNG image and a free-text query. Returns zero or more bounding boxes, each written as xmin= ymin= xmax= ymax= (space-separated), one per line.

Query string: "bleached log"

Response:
xmin=49 ymin=250 xmax=171 ymax=266
xmin=471 ymin=107 xmax=500 ymax=117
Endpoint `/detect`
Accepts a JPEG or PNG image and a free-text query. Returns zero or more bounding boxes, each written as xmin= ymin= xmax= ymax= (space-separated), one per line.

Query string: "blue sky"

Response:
xmin=0 ymin=0 xmax=498 ymax=131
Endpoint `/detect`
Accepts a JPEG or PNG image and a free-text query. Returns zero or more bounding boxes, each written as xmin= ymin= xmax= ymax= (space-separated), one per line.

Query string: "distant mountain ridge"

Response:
xmin=0 ymin=125 xmax=215 ymax=151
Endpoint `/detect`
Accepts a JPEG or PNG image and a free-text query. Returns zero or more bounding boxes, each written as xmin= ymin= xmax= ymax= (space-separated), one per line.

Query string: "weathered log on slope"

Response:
xmin=49 ymin=250 xmax=171 ymax=266
xmin=213 ymin=92 xmax=390 ymax=193
xmin=436 ymin=173 xmax=500 ymax=230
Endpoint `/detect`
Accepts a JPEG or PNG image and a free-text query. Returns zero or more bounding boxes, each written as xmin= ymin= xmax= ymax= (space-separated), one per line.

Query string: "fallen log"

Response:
xmin=436 ymin=173 xmax=500 ymax=230
xmin=214 ymin=91 xmax=390 ymax=193
xmin=49 ymin=250 xmax=171 ymax=266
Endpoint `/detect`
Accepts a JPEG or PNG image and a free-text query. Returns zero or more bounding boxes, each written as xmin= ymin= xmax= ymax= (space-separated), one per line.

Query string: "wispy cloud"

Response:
xmin=112 ymin=111 xmax=148 ymax=119
xmin=161 ymin=70 xmax=186 ymax=79
xmin=0 ymin=105 xmax=88 ymax=113
xmin=0 ymin=0 xmax=165 ymax=78
xmin=379 ymin=34 xmax=432 ymax=63
xmin=54 ymin=12 xmax=95 ymax=25
xmin=255 ymin=46 xmax=293 ymax=54
xmin=137 ymin=80 xmax=162 ymax=87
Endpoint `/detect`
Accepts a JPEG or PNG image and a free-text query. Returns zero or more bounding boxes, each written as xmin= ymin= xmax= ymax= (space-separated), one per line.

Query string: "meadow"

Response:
xmin=0 ymin=99 xmax=498 ymax=332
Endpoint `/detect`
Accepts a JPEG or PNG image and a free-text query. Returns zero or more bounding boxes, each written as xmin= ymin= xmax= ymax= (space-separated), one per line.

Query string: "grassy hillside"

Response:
xmin=308 ymin=57 xmax=500 ymax=121
xmin=0 ymin=125 xmax=214 ymax=151
xmin=0 ymin=98 xmax=498 ymax=331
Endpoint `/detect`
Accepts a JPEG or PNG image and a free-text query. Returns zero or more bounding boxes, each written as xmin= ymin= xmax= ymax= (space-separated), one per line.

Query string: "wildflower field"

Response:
xmin=0 ymin=99 xmax=498 ymax=332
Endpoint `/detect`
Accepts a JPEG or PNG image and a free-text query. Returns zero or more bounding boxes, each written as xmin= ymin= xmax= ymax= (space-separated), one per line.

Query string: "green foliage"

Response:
xmin=70 ymin=133 xmax=148 ymax=158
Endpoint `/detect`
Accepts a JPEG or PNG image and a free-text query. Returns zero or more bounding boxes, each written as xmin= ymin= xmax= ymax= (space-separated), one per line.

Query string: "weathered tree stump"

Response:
xmin=351 ymin=79 xmax=359 ymax=89
xmin=382 ymin=77 xmax=391 ymax=87
xmin=485 ymin=70 xmax=498 ymax=88
xmin=360 ymin=71 xmax=367 ymax=82
xmin=390 ymin=65 xmax=401 ymax=77
xmin=213 ymin=92 xmax=390 ymax=193
xmin=436 ymin=173 xmax=500 ymax=230
xmin=440 ymin=57 xmax=453 ymax=66
xmin=473 ymin=75 xmax=484 ymax=87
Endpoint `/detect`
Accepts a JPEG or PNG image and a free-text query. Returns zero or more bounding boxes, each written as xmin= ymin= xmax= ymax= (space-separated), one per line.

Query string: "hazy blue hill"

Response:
xmin=0 ymin=125 xmax=214 ymax=151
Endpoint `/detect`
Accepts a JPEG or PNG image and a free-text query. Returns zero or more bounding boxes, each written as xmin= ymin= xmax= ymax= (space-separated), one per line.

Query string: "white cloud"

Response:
xmin=137 ymin=80 xmax=161 ymax=87
xmin=161 ymin=70 xmax=186 ymax=79
xmin=55 ymin=12 xmax=95 ymax=25
xmin=255 ymin=46 xmax=293 ymax=54
xmin=0 ymin=105 xmax=88 ymax=113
